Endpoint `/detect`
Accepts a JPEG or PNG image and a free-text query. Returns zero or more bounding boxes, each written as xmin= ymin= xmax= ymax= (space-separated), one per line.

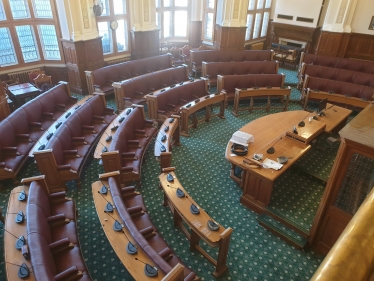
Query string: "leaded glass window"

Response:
xmin=0 ymin=27 xmax=18 ymax=66
xmin=98 ymin=21 xmax=112 ymax=54
xmin=15 ymin=25 xmax=40 ymax=63
xmin=38 ymin=25 xmax=60 ymax=60
xmin=0 ymin=0 xmax=6 ymax=20
xmin=9 ymin=0 xmax=30 ymax=19
xmin=116 ymin=19 xmax=128 ymax=52
xmin=32 ymin=0 xmax=53 ymax=18
xmin=246 ymin=0 xmax=272 ymax=42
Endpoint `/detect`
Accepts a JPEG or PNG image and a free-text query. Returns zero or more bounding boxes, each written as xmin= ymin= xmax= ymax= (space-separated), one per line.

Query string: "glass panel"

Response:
xmin=163 ymin=11 xmax=171 ymax=37
xmin=207 ymin=0 xmax=215 ymax=9
xmin=334 ymin=154 xmax=374 ymax=215
xmin=0 ymin=0 xmax=6 ymax=21
xmin=257 ymin=0 xmax=264 ymax=9
xmin=98 ymin=21 xmax=112 ymax=54
xmin=175 ymin=0 xmax=188 ymax=7
xmin=164 ymin=0 xmax=171 ymax=7
xmin=100 ymin=0 xmax=109 ymax=16
xmin=204 ymin=12 xmax=214 ymax=40
xmin=38 ymin=25 xmax=61 ymax=60
xmin=248 ymin=0 xmax=255 ymax=10
xmin=174 ymin=10 xmax=187 ymax=37
xmin=155 ymin=0 xmax=161 ymax=8
xmin=113 ymin=0 xmax=126 ymax=15
xmin=32 ymin=0 xmax=53 ymax=18
xmin=15 ymin=25 xmax=40 ymax=63
xmin=245 ymin=14 xmax=254 ymax=40
xmin=0 ymin=27 xmax=18 ymax=66
xmin=265 ymin=0 xmax=272 ymax=9
xmin=116 ymin=20 xmax=128 ymax=52
xmin=9 ymin=0 xmax=30 ymax=19
xmin=252 ymin=12 xmax=262 ymax=39
xmin=261 ymin=11 xmax=269 ymax=37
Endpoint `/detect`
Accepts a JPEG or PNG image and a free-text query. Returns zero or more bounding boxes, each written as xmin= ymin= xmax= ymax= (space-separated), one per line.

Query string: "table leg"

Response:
xmin=205 ymin=106 xmax=211 ymax=122
xmin=189 ymin=229 xmax=201 ymax=251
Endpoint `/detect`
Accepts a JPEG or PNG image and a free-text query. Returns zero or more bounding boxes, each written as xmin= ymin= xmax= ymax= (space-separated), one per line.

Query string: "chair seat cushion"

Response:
xmin=52 ymin=201 xmax=76 ymax=221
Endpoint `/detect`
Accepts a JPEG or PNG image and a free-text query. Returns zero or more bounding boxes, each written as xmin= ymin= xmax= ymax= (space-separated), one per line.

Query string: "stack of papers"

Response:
xmin=230 ymin=131 xmax=254 ymax=147
xmin=262 ymin=158 xmax=283 ymax=170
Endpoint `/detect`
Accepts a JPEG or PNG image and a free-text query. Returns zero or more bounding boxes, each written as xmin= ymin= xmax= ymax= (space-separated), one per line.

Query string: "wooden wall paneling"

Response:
xmin=345 ymin=33 xmax=374 ymax=61
xmin=214 ymin=25 xmax=246 ymax=50
xmin=44 ymin=66 xmax=69 ymax=84
xmin=131 ymin=30 xmax=160 ymax=60
xmin=189 ymin=21 xmax=202 ymax=48
xmin=316 ymin=31 xmax=343 ymax=56
xmin=61 ymin=38 xmax=104 ymax=95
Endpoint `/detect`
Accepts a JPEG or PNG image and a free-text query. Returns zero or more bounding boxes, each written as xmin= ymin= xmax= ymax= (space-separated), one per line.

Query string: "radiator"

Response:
xmin=8 ymin=68 xmax=42 ymax=84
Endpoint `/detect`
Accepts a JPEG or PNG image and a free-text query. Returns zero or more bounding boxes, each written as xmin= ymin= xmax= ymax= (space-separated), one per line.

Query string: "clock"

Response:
xmin=110 ymin=20 xmax=118 ymax=30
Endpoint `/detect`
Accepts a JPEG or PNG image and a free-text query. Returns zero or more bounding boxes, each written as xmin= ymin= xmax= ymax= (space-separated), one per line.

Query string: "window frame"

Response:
xmin=0 ymin=0 xmax=64 ymax=70
xmin=202 ymin=0 xmax=216 ymax=43
xmin=245 ymin=0 xmax=272 ymax=43
xmin=156 ymin=0 xmax=190 ymax=43
xmin=95 ymin=0 xmax=130 ymax=58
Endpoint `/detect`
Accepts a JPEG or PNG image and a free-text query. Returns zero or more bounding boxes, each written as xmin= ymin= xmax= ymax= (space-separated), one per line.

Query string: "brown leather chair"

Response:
xmin=28 ymin=69 xmax=45 ymax=84
xmin=34 ymin=73 xmax=52 ymax=89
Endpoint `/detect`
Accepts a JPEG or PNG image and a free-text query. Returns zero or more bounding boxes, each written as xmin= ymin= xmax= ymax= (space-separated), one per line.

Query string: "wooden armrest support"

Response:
xmin=127 ymin=205 xmax=143 ymax=214
xmin=121 ymin=186 xmax=136 ymax=194
xmin=16 ymin=134 xmax=30 ymax=139
xmin=29 ymin=121 xmax=43 ymax=127
xmin=47 ymin=214 xmax=67 ymax=225
xmin=55 ymin=266 xmax=79 ymax=281
xmin=122 ymin=152 xmax=136 ymax=159
xmin=124 ymin=97 xmax=132 ymax=101
xmin=50 ymin=191 xmax=68 ymax=202
xmin=63 ymin=150 xmax=78 ymax=154
xmin=56 ymin=103 xmax=66 ymax=109
xmin=93 ymin=115 xmax=104 ymax=120
xmin=82 ymin=125 xmax=95 ymax=132
xmin=49 ymin=238 xmax=70 ymax=251
xmin=72 ymin=137 xmax=86 ymax=143
xmin=158 ymin=247 xmax=172 ymax=259
xmin=162 ymin=167 xmax=176 ymax=173
xmin=105 ymin=107 xmax=114 ymax=113
xmin=127 ymin=140 xmax=140 ymax=147
xmin=121 ymin=166 xmax=134 ymax=172
xmin=135 ymin=91 xmax=144 ymax=97
xmin=98 ymin=171 xmax=120 ymax=180
xmin=139 ymin=226 xmax=154 ymax=236
xmin=157 ymin=109 xmax=166 ymax=114
xmin=42 ymin=112 xmax=54 ymax=118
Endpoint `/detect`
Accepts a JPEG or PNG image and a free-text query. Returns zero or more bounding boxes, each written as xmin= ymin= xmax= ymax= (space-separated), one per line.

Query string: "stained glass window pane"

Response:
xmin=265 ymin=0 xmax=272 ymax=9
xmin=174 ymin=10 xmax=187 ymax=37
xmin=207 ymin=0 xmax=215 ymax=9
xmin=98 ymin=22 xmax=112 ymax=54
xmin=116 ymin=20 xmax=128 ymax=52
xmin=0 ymin=27 xmax=18 ymax=66
xmin=0 ymin=0 xmax=6 ymax=21
xmin=245 ymin=14 xmax=254 ymax=40
xmin=248 ymin=0 xmax=255 ymax=10
xmin=253 ymin=13 xmax=262 ymax=39
xmin=113 ymin=0 xmax=126 ymax=15
xmin=261 ymin=12 xmax=269 ymax=37
xmin=9 ymin=0 xmax=30 ymax=19
xmin=175 ymin=0 xmax=187 ymax=7
xmin=15 ymin=25 xmax=40 ymax=63
xmin=204 ymin=12 xmax=214 ymax=40
xmin=257 ymin=0 xmax=264 ymax=9
xmin=163 ymin=11 xmax=171 ymax=38
xmin=38 ymin=25 xmax=61 ymax=60
xmin=32 ymin=0 xmax=53 ymax=18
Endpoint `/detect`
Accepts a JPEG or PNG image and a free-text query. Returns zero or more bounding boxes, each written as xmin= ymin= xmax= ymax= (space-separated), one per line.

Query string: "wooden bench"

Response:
xmin=232 ymin=86 xmax=291 ymax=116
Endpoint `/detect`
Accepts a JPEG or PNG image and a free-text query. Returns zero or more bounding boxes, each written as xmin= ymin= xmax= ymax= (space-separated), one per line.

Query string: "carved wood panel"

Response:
xmin=214 ymin=25 xmax=246 ymax=50
xmin=189 ymin=21 xmax=202 ymax=48
xmin=131 ymin=30 xmax=160 ymax=60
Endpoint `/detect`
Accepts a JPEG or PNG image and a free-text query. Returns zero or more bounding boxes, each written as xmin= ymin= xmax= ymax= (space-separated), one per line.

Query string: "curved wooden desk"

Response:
xmin=4 ymin=185 xmax=35 ymax=281
xmin=94 ymin=107 xmax=134 ymax=159
xmin=180 ymin=92 xmax=226 ymax=137
xmin=226 ymin=107 xmax=352 ymax=213
xmin=159 ymin=170 xmax=233 ymax=277
xmin=29 ymin=95 xmax=93 ymax=157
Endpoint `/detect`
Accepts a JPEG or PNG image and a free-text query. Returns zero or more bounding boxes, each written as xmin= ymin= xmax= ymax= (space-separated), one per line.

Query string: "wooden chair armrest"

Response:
xmin=121 ymin=166 xmax=134 ymax=172
xmin=57 ymin=164 xmax=71 ymax=170
xmin=127 ymin=140 xmax=140 ymax=147
xmin=55 ymin=266 xmax=80 ymax=281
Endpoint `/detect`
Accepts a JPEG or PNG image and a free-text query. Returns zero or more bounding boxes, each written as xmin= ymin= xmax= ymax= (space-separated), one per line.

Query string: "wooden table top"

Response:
xmin=94 ymin=107 xmax=134 ymax=159
xmin=8 ymin=83 xmax=40 ymax=97
xmin=146 ymin=80 xmax=193 ymax=98
xmin=159 ymin=171 xmax=227 ymax=246
xmin=154 ymin=116 xmax=179 ymax=157
xmin=226 ymin=106 xmax=352 ymax=180
xmin=92 ymin=181 xmax=166 ymax=280
xmin=29 ymin=95 xmax=93 ymax=157
xmin=181 ymin=92 xmax=225 ymax=112
xmin=5 ymin=185 xmax=36 ymax=281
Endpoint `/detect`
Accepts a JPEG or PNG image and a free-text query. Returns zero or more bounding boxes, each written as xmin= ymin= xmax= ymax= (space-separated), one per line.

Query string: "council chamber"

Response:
xmin=0 ymin=0 xmax=373 ymax=281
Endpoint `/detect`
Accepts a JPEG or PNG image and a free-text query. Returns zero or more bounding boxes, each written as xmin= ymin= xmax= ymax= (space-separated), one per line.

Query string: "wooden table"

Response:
xmin=180 ymin=92 xmax=226 ymax=137
xmin=28 ymin=95 xmax=93 ymax=157
xmin=232 ymin=86 xmax=291 ymax=116
xmin=4 ymin=185 xmax=36 ymax=281
xmin=159 ymin=170 xmax=233 ymax=277
xmin=8 ymin=83 xmax=40 ymax=107
xmin=92 ymin=181 xmax=167 ymax=281
xmin=225 ymin=108 xmax=351 ymax=214
xmin=94 ymin=107 xmax=134 ymax=159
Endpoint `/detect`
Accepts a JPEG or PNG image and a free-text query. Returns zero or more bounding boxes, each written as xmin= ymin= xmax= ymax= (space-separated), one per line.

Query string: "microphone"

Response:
xmin=97 ymin=191 xmax=114 ymax=212
xmin=185 ymin=195 xmax=200 ymax=215
xmin=298 ymin=112 xmax=311 ymax=127
xmin=5 ymin=211 xmax=25 ymax=224
xmin=99 ymin=180 xmax=108 ymax=194
xmin=98 ymin=139 xmax=108 ymax=153
xmin=111 ymin=122 xmax=118 ymax=131
xmin=0 ymin=227 xmax=26 ymax=249
xmin=166 ymin=183 xmax=185 ymax=198
xmin=266 ymin=136 xmax=282 ymax=154
xmin=103 ymin=130 xmax=112 ymax=142
xmin=104 ymin=210 xmax=138 ymax=254
xmin=32 ymin=131 xmax=46 ymax=151
xmin=206 ymin=211 xmax=220 ymax=231
xmin=135 ymin=258 xmax=158 ymax=277
xmin=5 ymin=262 xmax=32 ymax=279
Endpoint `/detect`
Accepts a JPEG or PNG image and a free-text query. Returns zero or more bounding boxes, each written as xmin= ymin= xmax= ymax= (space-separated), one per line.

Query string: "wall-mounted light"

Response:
xmin=93 ymin=0 xmax=103 ymax=17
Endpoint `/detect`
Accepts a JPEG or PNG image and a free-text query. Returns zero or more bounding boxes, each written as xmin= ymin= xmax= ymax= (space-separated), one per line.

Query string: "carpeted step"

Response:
xmin=258 ymin=213 xmax=308 ymax=250
xmin=264 ymin=206 xmax=310 ymax=238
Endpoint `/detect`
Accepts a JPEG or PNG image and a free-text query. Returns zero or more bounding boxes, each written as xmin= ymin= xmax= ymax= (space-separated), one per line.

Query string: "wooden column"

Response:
xmin=61 ymin=38 xmax=104 ymax=95
xmin=214 ymin=25 xmax=246 ymax=50
xmin=130 ymin=29 xmax=160 ymax=59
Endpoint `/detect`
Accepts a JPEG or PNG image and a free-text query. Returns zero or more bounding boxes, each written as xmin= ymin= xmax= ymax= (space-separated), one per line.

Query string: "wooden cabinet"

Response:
xmin=0 ymin=81 xmax=11 ymax=121
xmin=310 ymin=103 xmax=374 ymax=255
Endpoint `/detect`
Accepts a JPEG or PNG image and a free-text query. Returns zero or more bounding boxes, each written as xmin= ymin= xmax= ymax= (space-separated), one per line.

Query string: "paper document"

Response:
xmin=262 ymin=158 xmax=283 ymax=170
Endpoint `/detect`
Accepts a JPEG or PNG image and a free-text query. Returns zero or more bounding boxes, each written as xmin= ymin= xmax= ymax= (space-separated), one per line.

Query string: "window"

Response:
xmin=246 ymin=0 xmax=272 ymax=42
xmin=156 ymin=0 xmax=189 ymax=41
xmin=203 ymin=0 xmax=216 ymax=42
xmin=0 ymin=0 xmax=62 ymax=68
xmin=96 ymin=0 xmax=129 ymax=56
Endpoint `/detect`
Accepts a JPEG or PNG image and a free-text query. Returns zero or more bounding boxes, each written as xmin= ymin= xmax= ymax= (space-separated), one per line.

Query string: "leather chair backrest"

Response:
xmin=0 ymin=119 xmax=16 ymax=147
xmin=28 ymin=181 xmax=52 ymax=217
xmin=27 ymin=203 xmax=53 ymax=244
